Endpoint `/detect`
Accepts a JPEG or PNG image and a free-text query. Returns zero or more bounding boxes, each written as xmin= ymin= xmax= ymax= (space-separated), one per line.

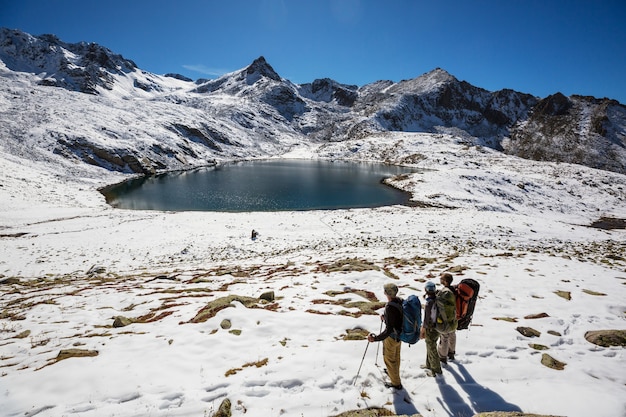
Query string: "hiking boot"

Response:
xmin=448 ymin=352 xmax=455 ymax=361
xmin=425 ymin=369 xmax=443 ymax=378
xmin=420 ymin=364 xmax=429 ymax=369
xmin=384 ymin=382 xmax=403 ymax=390
xmin=439 ymin=356 xmax=447 ymax=364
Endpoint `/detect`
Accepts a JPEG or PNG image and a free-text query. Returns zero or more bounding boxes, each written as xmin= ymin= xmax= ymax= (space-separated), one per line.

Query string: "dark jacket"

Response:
xmin=423 ymin=293 xmax=437 ymax=330
xmin=373 ymin=296 xmax=403 ymax=342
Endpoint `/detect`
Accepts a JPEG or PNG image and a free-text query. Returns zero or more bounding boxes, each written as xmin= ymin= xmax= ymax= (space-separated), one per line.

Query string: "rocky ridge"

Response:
xmin=0 ymin=28 xmax=624 ymax=176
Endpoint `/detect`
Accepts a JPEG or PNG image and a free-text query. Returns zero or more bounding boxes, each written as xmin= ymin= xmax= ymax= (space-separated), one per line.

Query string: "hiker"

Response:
xmin=420 ymin=281 xmax=442 ymax=377
xmin=368 ymin=283 xmax=403 ymax=390
xmin=438 ymin=273 xmax=457 ymax=363
xmin=251 ymin=229 xmax=258 ymax=240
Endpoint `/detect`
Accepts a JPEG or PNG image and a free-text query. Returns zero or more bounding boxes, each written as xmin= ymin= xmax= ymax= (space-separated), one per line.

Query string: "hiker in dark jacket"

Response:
xmin=368 ymin=283 xmax=403 ymax=390
xmin=420 ymin=281 xmax=442 ymax=377
xmin=438 ymin=272 xmax=457 ymax=362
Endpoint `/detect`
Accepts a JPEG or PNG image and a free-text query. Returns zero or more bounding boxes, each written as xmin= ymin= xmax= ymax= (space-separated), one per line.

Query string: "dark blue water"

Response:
xmin=102 ymin=159 xmax=416 ymax=212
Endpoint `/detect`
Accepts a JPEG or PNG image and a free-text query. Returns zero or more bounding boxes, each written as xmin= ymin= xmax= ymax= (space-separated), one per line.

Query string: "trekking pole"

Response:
xmin=375 ymin=321 xmax=382 ymax=366
xmin=353 ymin=340 xmax=370 ymax=386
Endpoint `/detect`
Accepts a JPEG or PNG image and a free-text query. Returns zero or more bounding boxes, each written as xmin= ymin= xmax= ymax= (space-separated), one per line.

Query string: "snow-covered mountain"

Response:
xmin=1 ymin=27 xmax=625 ymax=176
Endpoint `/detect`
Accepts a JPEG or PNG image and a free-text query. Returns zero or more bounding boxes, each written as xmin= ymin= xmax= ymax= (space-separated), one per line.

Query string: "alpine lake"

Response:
xmin=101 ymin=159 xmax=419 ymax=212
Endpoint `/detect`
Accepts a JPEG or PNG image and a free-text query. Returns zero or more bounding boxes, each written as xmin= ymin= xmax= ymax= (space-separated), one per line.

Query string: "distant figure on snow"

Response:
xmin=251 ymin=229 xmax=258 ymax=240
xmin=368 ymin=283 xmax=403 ymax=390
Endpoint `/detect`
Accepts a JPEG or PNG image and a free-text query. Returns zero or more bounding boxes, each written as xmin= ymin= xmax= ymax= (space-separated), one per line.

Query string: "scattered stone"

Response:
xmin=0 ymin=277 xmax=21 ymax=285
xmin=516 ymin=327 xmax=541 ymax=338
xmin=259 ymin=291 xmax=275 ymax=302
xmin=56 ymin=349 xmax=99 ymax=362
xmin=584 ymin=330 xmax=626 ymax=347
xmin=541 ymin=353 xmax=566 ymax=370
xmin=554 ymin=290 xmax=571 ymax=300
xmin=220 ymin=319 xmax=232 ymax=329
xmin=494 ymin=317 xmax=518 ymax=322
xmin=154 ymin=275 xmax=176 ymax=281
xmin=14 ymin=330 xmax=31 ymax=339
xmin=524 ymin=313 xmax=549 ymax=319
xmin=229 ymin=329 xmax=241 ymax=336
xmin=447 ymin=265 xmax=468 ymax=273
xmin=87 ymin=265 xmax=107 ymax=275
xmin=113 ymin=316 xmax=133 ymax=328
xmin=582 ymin=289 xmax=606 ymax=296
xmin=213 ymin=398 xmax=231 ymax=417
xmin=529 ymin=343 xmax=549 ymax=350
xmin=547 ymin=330 xmax=562 ymax=336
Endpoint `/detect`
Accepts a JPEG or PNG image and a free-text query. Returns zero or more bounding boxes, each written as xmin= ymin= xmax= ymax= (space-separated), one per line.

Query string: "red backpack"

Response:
xmin=455 ymin=279 xmax=480 ymax=330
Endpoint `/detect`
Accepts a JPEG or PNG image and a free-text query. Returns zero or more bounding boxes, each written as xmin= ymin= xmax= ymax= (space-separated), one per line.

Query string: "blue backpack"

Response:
xmin=390 ymin=295 xmax=422 ymax=345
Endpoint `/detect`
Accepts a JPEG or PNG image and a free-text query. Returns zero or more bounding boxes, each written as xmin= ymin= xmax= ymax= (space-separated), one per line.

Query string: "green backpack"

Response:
xmin=435 ymin=287 xmax=458 ymax=334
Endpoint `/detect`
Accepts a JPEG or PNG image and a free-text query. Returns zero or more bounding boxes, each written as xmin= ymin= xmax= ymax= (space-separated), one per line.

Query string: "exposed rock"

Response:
xmin=259 ymin=291 xmax=275 ymax=302
xmin=220 ymin=319 xmax=232 ymax=330
xmin=164 ymin=73 xmax=193 ymax=82
xmin=331 ymin=408 xmax=397 ymax=417
xmin=342 ymin=328 xmax=369 ymax=341
xmin=584 ymin=329 xmax=626 ymax=347
xmin=113 ymin=316 xmax=133 ymax=328
xmin=56 ymin=349 xmax=99 ymax=362
xmin=541 ymin=353 xmax=566 ymax=370
xmin=516 ymin=327 xmax=541 ymax=338
xmin=524 ymin=313 xmax=549 ymax=319
xmin=213 ymin=398 xmax=231 ymax=417
xmin=189 ymin=295 xmax=261 ymax=324
xmin=87 ymin=265 xmax=107 ymax=275
xmin=589 ymin=217 xmax=626 ymax=230
xmin=14 ymin=330 xmax=31 ymax=339
xmin=554 ymin=291 xmax=571 ymax=300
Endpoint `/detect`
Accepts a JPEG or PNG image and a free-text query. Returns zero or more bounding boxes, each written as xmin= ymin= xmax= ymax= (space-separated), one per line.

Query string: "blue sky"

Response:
xmin=1 ymin=0 xmax=625 ymax=103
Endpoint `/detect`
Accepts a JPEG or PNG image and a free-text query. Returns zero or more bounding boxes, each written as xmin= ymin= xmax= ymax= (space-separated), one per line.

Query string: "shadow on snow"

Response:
xmin=436 ymin=362 xmax=522 ymax=416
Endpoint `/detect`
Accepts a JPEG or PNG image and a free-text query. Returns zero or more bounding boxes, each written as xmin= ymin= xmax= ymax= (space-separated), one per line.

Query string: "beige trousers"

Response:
xmin=383 ymin=337 xmax=402 ymax=386
xmin=438 ymin=331 xmax=457 ymax=358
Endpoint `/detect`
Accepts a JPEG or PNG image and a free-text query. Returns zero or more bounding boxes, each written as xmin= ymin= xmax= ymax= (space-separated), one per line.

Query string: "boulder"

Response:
xmin=584 ymin=329 xmax=626 ymax=347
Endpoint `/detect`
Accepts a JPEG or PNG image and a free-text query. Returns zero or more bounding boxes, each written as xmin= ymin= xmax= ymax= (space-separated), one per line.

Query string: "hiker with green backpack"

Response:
xmin=368 ymin=283 xmax=404 ymax=390
xmin=437 ymin=273 xmax=457 ymax=363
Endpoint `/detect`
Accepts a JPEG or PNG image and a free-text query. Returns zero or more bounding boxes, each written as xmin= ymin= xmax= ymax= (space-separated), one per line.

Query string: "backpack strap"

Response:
xmin=387 ymin=298 xmax=403 ymax=338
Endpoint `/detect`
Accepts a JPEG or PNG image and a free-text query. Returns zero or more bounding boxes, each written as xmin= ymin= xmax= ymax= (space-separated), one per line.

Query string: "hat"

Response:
xmin=383 ymin=283 xmax=399 ymax=296
xmin=425 ymin=281 xmax=436 ymax=293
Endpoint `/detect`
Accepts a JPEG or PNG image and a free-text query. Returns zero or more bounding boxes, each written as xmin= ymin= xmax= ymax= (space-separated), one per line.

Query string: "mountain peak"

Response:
xmin=422 ymin=67 xmax=457 ymax=84
xmin=244 ymin=56 xmax=281 ymax=82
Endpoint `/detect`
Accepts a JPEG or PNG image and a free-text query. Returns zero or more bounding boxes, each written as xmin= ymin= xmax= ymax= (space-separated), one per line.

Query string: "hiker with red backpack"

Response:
xmin=438 ymin=273 xmax=457 ymax=363
xmin=368 ymin=283 xmax=404 ymax=390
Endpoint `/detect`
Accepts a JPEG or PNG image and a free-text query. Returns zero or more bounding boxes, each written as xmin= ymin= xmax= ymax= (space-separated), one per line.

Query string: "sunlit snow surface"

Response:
xmin=1 ymin=131 xmax=625 ymax=417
